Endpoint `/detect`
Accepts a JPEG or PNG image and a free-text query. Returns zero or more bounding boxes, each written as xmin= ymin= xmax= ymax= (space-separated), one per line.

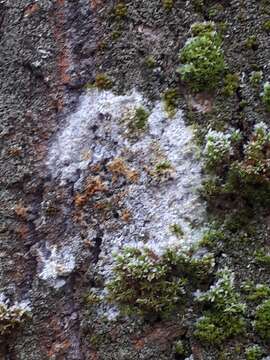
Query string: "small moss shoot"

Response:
xmin=163 ymin=88 xmax=180 ymax=117
xmin=95 ymin=73 xmax=113 ymax=90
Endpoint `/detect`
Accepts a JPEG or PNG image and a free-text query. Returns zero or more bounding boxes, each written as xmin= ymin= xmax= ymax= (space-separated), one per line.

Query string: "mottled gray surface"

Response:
xmin=1 ymin=0 xmax=270 ymax=359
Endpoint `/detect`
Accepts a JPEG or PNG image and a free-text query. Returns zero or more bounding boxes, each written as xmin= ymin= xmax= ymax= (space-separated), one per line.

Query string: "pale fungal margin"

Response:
xmin=47 ymin=89 xmax=206 ymax=280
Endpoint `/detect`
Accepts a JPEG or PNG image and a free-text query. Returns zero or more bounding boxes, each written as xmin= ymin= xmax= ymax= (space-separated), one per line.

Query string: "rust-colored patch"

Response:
xmin=58 ymin=49 xmax=71 ymax=85
xmin=132 ymin=323 xmax=185 ymax=351
xmin=88 ymin=351 xmax=99 ymax=360
xmin=14 ymin=204 xmax=28 ymax=219
xmin=89 ymin=0 xmax=103 ymax=10
xmin=15 ymin=224 xmax=30 ymax=240
xmin=48 ymin=339 xmax=71 ymax=358
xmin=8 ymin=147 xmax=21 ymax=157
xmin=107 ymin=158 xmax=139 ymax=182
xmin=120 ymin=209 xmax=132 ymax=222
xmin=24 ymin=3 xmax=40 ymax=16
xmin=74 ymin=177 xmax=107 ymax=207
xmin=50 ymin=0 xmax=71 ymax=87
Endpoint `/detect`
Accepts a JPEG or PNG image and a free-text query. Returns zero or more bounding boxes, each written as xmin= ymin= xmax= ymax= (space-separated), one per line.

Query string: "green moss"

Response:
xmin=162 ymin=0 xmax=174 ymax=10
xmin=121 ymin=106 xmax=149 ymax=137
xmin=84 ymin=291 xmax=102 ymax=305
xmin=169 ymin=223 xmax=184 ymax=238
xmin=144 ymin=56 xmax=157 ymax=69
xmin=223 ymin=73 xmax=240 ymax=97
xmin=262 ymin=19 xmax=270 ymax=32
xmin=239 ymin=100 xmax=248 ymax=110
xmin=198 ymin=229 xmax=225 ymax=249
xmin=203 ymin=129 xmax=241 ymax=172
xmin=0 ymin=301 xmax=30 ymax=336
xmin=250 ymin=71 xmax=263 ymax=87
xmin=191 ymin=22 xmax=215 ymax=36
xmin=245 ymin=35 xmax=259 ymax=50
xmin=195 ymin=269 xmax=246 ymax=345
xmin=254 ymin=299 xmax=270 ymax=340
xmin=114 ymin=3 xmax=127 ymax=18
xmin=178 ymin=24 xmax=225 ymax=92
xmin=133 ymin=107 xmax=149 ymax=130
xmin=246 ymin=284 xmax=270 ymax=302
xmin=245 ymin=345 xmax=263 ymax=360
xmin=156 ymin=160 xmax=172 ymax=173
xmin=262 ymin=81 xmax=270 ymax=111
xmin=95 ymin=73 xmax=113 ymax=90
xmin=107 ymin=247 xmax=214 ymax=317
xmin=208 ymin=4 xmax=224 ymax=19
xmin=255 ymin=249 xmax=270 ymax=267
xmin=191 ymin=0 xmax=204 ymax=12
xmin=111 ymin=30 xmax=122 ymax=40
xmin=174 ymin=340 xmax=185 ymax=355
xmin=202 ymin=122 xmax=270 ymax=210
xmin=162 ymin=88 xmax=179 ymax=117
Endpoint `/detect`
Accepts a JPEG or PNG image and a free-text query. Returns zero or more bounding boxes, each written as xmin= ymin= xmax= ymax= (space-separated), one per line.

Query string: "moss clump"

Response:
xmin=223 ymin=73 xmax=240 ymax=96
xmin=111 ymin=30 xmax=122 ymax=40
xmin=245 ymin=35 xmax=259 ymax=50
xmin=198 ymin=229 xmax=225 ymax=249
xmin=84 ymin=291 xmax=102 ymax=305
xmin=195 ymin=268 xmax=246 ymax=345
xmin=245 ymin=345 xmax=263 ymax=360
xmin=255 ymin=249 xmax=270 ymax=267
xmin=174 ymin=340 xmax=185 ymax=356
xmin=191 ymin=0 xmax=204 ymax=12
xmin=208 ymin=4 xmax=224 ymax=19
xmin=144 ymin=56 xmax=157 ymax=69
xmin=169 ymin=223 xmax=184 ymax=238
xmin=162 ymin=88 xmax=179 ymax=117
xmin=156 ymin=160 xmax=172 ymax=173
xmin=191 ymin=22 xmax=215 ymax=36
xmin=178 ymin=23 xmax=225 ymax=92
xmin=254 ymin=299 xmax=270 ymax=340
xmin=245 ymin=284 xmax=270 ymax=302
xmin=232 ymin=123 xmax=270 ymax=184
xmin=250 ymin=71 xmax=263 ymax=87
xmin=107 ymin=247 xmax=214 ymax=317
xmin=262 ymin=20 xmax=270 ymax=32
xmin=203 ymin=123 xmax=270 ymax=209
xmin=0 ymin=299 xmax=31 ymax=336
xmin=162 ymin=0 xmax=174 ymax=10
xmin=114 ymin=3 xmax=127 ymax=18
xmin=262 ymin=81 xmax=270 ymax=111
xmin=95 ymin=73 xmax=113 ymax=90
xmin=133 ymin=107 xmax=149 ymax=130
xmin=203 ymin=128 xmax=241 ymax=172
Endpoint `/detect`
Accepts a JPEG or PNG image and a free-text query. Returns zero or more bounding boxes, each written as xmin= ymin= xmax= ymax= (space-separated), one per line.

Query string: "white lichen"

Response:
xmin=37 ymin=244 xmax=75 ymax=288
xmin=47 ymin=89 xmax=206 ymax=285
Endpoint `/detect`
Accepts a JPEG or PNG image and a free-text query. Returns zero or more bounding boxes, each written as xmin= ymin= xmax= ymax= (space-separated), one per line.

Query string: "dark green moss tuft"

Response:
xmin=178 ymin=24 xmax=225 ymax=92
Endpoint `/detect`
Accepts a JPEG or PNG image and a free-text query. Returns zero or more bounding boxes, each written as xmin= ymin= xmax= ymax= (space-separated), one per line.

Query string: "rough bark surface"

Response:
xmin=1 ymin=1 xmax=270 ymax=359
